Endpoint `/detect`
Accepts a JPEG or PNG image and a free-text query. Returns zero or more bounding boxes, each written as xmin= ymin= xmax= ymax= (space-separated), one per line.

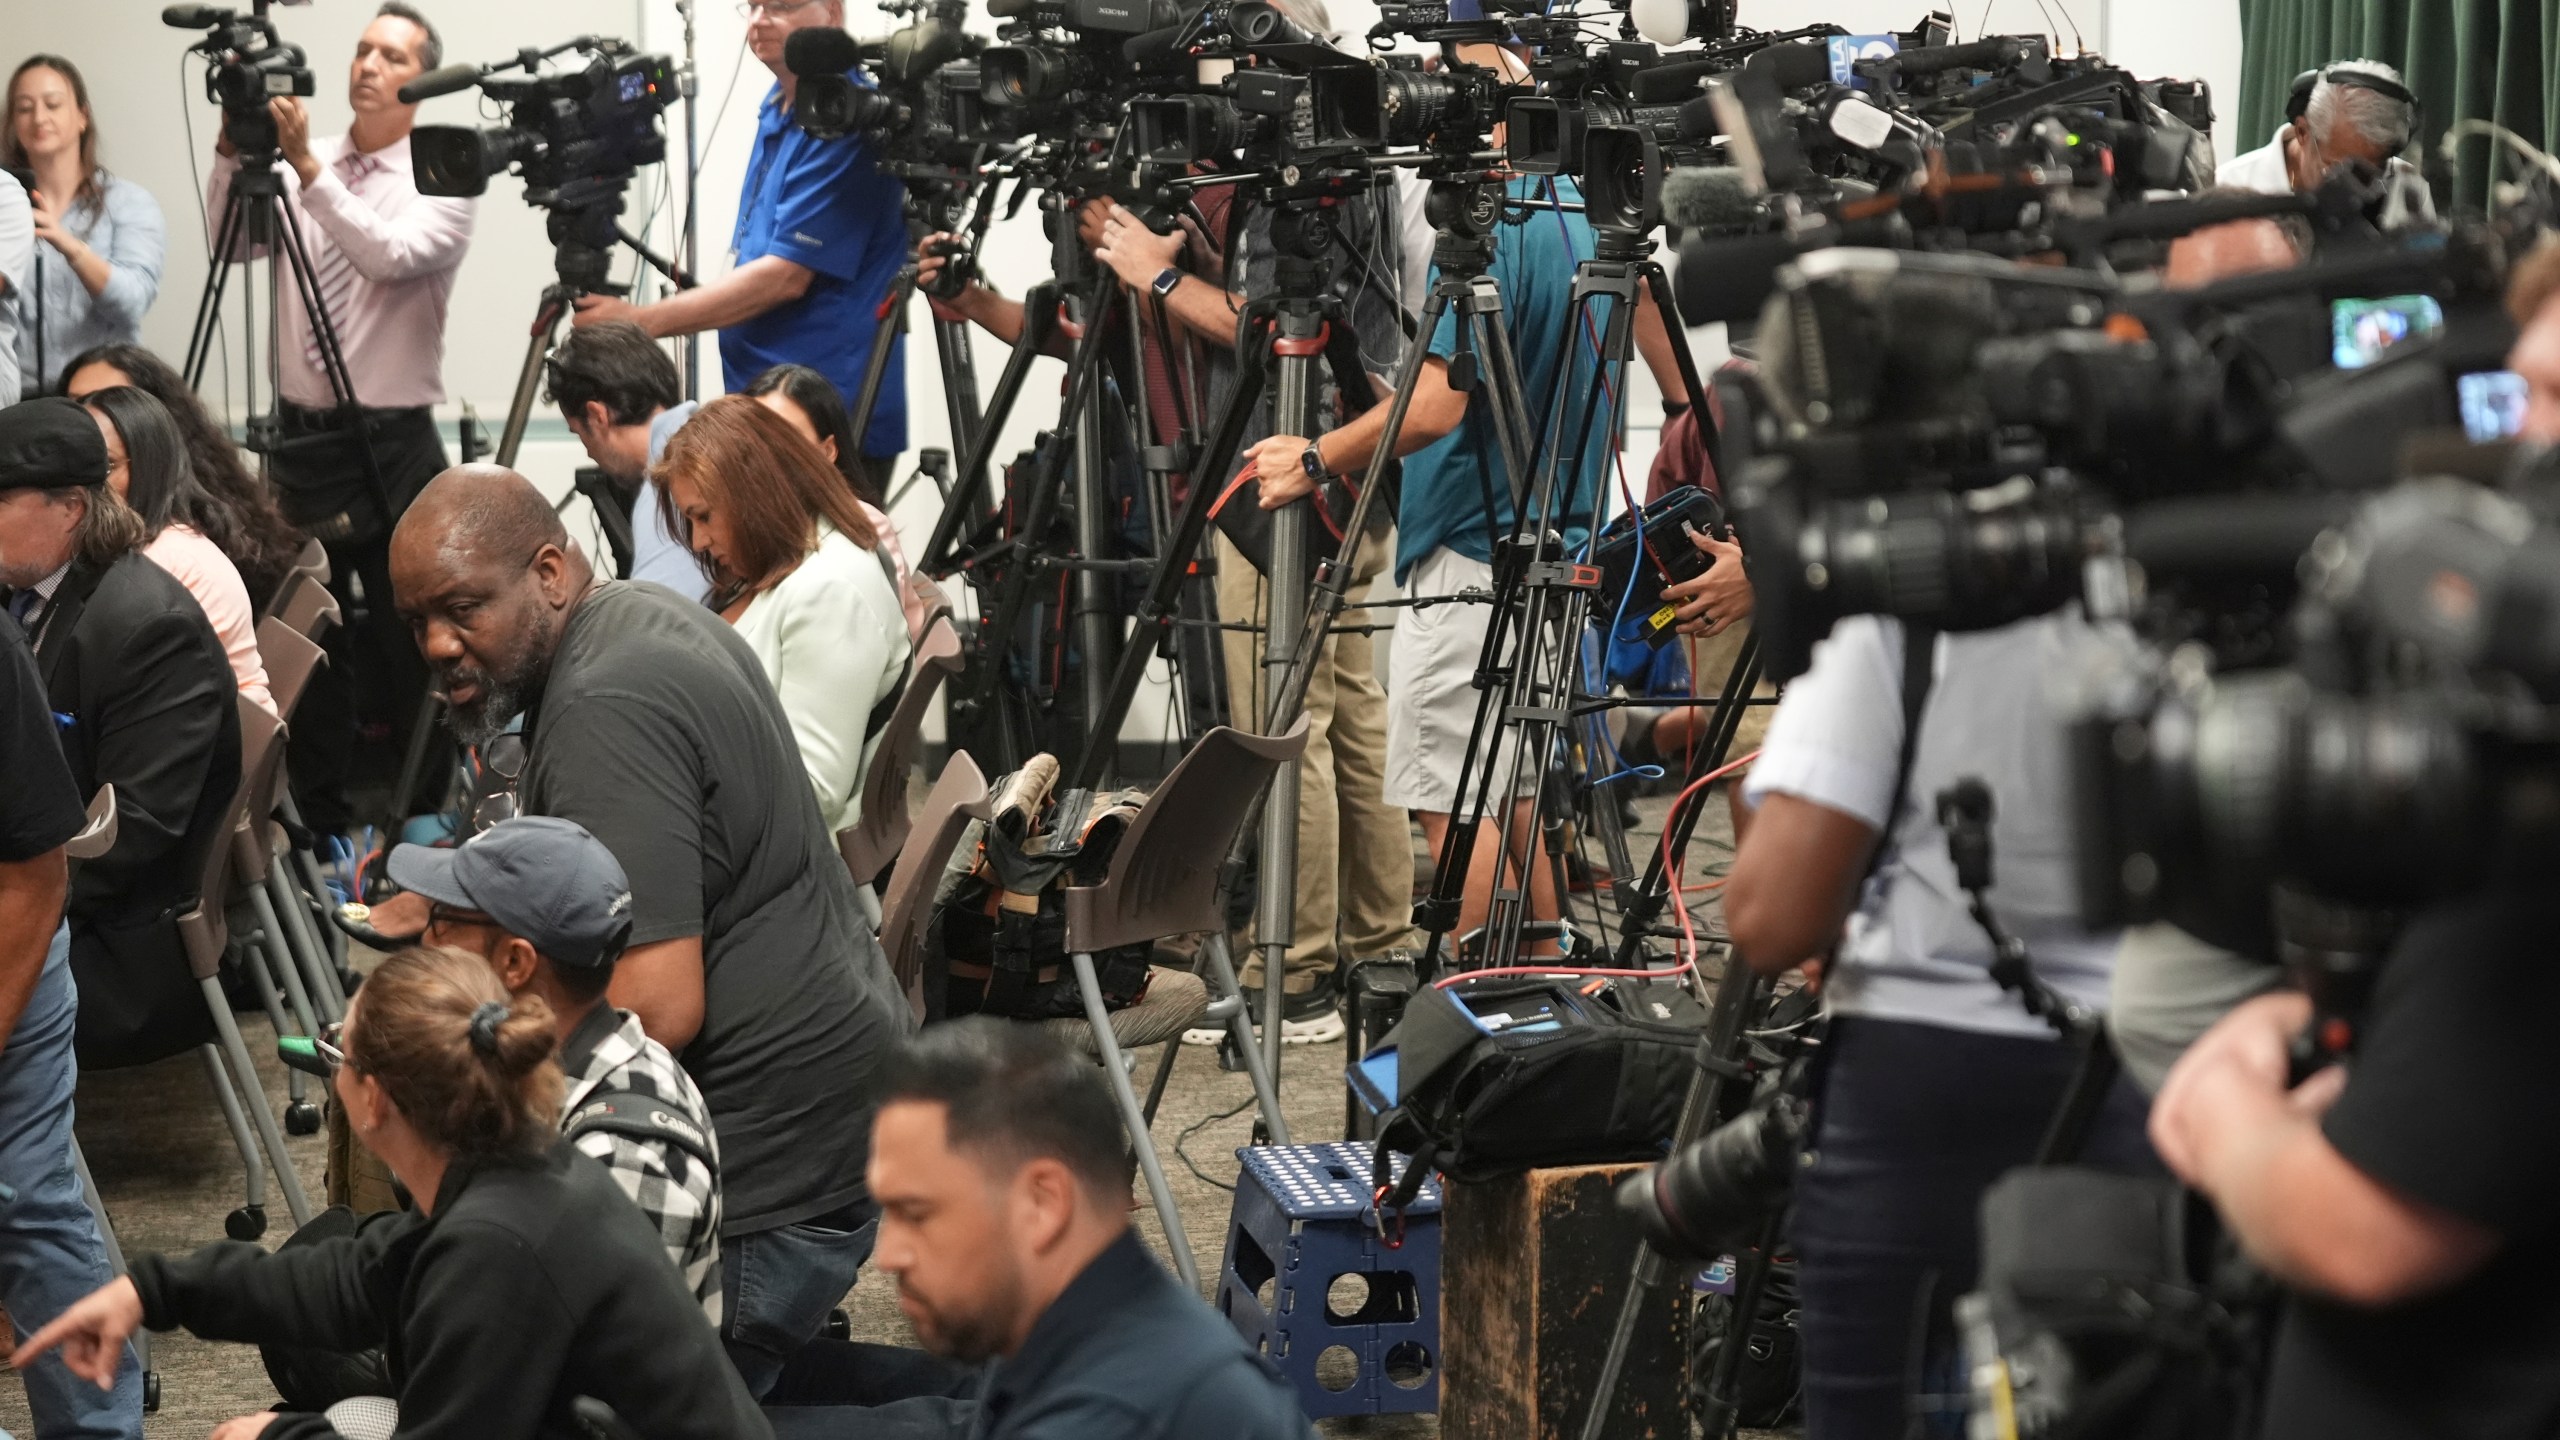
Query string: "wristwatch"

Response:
xmin=1150 ymin=266 xmax=1183 ymax=298
xmin=1300 ymin=441 xmax=1329 ymax=483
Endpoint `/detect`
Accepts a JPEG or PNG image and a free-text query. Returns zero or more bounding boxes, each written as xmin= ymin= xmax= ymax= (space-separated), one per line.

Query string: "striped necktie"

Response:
xmin=302 ymin=148 xmax=383 ymax=380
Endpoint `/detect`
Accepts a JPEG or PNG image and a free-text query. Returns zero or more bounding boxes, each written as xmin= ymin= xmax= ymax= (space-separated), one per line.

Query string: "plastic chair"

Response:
xmin=839 ymin=617 xmax=966 ymax=891
xmin=290 ymin=537 xmax=329 ymax=585
xmin=875 ymin=751 xmax=991 ymax=1024
xmin=901 ymin=571 xmax=955 ymax=633
xmin=173 ymin=694 xmax=316 ymax=1238
xmin=65 ymin=785 xmax=116 ymax=860
xmin=268 ymin=572 xmax=342 ymax=645
xmin=1059 ymin=718 xmax=1309 ymax=1292
xmin=241 ymin=619 xmax=345 ymax=1041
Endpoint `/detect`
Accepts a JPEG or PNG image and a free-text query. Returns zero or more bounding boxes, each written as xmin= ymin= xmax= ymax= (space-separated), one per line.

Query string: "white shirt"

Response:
xmin=1743 ymin=612 xmax=2132 ymax=1038
xmin=730 ymin=518 xmax=911 ymax=834
xmin=207 ymin=135 xmax=475 ymax=409
xmin=2223 ymin=126 xmax=2297 ymax=196
xmin=0 ymin=172 xmax=31 ymax=406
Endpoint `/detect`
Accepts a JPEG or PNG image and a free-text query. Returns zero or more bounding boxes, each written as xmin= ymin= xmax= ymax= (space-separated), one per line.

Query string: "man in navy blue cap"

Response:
xmin=399 ymin=815 xmax=725 ymax=1320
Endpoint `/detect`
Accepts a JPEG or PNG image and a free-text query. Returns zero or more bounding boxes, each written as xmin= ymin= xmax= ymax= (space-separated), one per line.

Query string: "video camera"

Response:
xmin=403 ymin=38 xmax=677 ymax=292
xmin=163 ymin=3 xmax=317 ymax=163
xmin=784 ymin=0 xmax=982 ymax=151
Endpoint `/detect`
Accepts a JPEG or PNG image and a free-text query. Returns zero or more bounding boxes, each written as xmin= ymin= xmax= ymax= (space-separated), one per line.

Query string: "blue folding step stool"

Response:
xmin=1214 ymin=1140 xmax=1443 ymax=1419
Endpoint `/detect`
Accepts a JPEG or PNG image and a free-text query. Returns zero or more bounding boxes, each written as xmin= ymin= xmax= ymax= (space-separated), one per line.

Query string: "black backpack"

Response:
xmin=1370 ymin=973 xmax=1706 ymax=1209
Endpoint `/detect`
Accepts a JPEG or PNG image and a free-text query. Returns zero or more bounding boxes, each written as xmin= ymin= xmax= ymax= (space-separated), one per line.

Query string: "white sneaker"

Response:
xmin=1182 ymin=980 xmax=1346 ymax=1046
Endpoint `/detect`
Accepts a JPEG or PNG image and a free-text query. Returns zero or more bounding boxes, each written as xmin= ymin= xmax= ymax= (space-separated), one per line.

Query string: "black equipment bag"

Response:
xmin=922 ymin=761 xmax=1158 ymax=1023
xmin=1369 ymin=973 xmax=1705 ymax=1207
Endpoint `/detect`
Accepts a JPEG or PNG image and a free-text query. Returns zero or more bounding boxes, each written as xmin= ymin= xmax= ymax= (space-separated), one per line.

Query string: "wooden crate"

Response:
xmin=1442 ymin=1163 xmax=1689 ymax=1440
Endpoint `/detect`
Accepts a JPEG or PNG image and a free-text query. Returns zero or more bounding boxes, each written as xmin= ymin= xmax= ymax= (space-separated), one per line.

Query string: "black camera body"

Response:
xmin=410 ymin=40 xmax=676 ymax=292
xmin=164 ymin=4 xmax=317 ymax=163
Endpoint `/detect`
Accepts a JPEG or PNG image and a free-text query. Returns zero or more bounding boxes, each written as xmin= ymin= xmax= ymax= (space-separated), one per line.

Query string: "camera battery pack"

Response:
xmin=1592 ymin=485 xmax=1727 ymax=648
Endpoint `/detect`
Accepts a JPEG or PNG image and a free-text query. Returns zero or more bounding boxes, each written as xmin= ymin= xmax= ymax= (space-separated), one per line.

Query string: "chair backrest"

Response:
xmin=875 ymin=750 xmax=990 ymax=1025
xmin=901 ymin=571 xmax=955 ymax=631
xmin=270 ymin=571 xmax=341 ymax=642
xmin=838 ymin=616 xmax=966 ymax=887
xmin=1061 ymin=718 xmax=1311 ymax=956
xmin=183 ymin=696 xmax=283 ymax=980
xmin=256 ymin=616 xmax=329 ymax=728
xmin=66 ymin=785 xmax=117 ymax=860
xmin=291 ymin=537 xmax=329 ymax=585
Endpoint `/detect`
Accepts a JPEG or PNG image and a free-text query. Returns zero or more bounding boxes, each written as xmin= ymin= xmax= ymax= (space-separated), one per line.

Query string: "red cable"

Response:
xmin=1433 ymin=748 xmax=1760 ymax=991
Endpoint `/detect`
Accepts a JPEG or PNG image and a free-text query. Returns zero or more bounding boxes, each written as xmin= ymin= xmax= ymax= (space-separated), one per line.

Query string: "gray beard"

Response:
xmin=446 ymin=678 xmax=531 ymax=750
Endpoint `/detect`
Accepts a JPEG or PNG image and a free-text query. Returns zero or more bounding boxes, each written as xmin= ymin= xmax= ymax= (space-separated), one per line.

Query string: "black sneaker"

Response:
xmin=1184 ymin=971 xmax=1346 ymax=1046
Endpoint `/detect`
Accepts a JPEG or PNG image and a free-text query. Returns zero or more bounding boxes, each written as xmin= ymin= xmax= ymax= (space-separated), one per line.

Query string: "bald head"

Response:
xmin=390 ymin=465 xmax=594 ymax=748
xmin=397 ymin=464 xmax=572 ymax=566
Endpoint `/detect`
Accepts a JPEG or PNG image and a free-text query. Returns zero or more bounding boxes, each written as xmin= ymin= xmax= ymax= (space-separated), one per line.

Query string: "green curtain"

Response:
xmin=2234 ymin=0 xmax=2560 ymax=210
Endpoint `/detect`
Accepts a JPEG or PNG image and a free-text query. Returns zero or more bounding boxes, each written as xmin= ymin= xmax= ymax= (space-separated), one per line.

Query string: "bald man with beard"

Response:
xmin=387 ymin=465 xmax=913 ymax=1398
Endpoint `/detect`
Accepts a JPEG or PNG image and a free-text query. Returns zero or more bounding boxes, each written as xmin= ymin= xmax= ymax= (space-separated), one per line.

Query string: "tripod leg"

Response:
xmin=1251 ymin=330 xmax=1323 ymax=1088
xmin=185 ymin=190 xmax=250 ymax=387
xmin=846 ymin=267 xmax=916 ymax=457
xmin=498 ymin=292 xmax=571 ymax=469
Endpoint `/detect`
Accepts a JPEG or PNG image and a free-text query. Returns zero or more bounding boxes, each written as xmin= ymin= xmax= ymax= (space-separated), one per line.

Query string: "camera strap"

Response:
xmin=1853 ymin=622 xmax=1940 ymax=903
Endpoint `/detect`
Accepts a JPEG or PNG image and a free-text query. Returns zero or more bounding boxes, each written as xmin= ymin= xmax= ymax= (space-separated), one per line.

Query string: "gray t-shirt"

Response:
xmin=522 ymin=581 xmax=910 ymax=1234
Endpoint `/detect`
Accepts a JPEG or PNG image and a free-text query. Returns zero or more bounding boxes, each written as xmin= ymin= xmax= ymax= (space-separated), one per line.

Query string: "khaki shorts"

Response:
xmin=1386 ymin=547 xmax=1553 ymax=812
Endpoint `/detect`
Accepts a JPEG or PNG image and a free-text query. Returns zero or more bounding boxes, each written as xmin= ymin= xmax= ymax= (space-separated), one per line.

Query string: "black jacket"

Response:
xmin=133 ymin=1141 xmax=771 ymax=1440
xmin=25 ymin=552 xmax=239 ymax=1066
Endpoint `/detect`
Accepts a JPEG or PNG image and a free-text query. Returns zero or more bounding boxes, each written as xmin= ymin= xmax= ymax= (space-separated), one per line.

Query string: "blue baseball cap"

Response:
xmin=388 ymin=816 xmax=635 ymax=970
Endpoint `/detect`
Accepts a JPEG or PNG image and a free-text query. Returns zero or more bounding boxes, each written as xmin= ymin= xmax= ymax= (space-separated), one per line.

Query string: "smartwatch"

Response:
xmin=1300 ymin=441 xmax=1328 ymax=483
xmin=1150 ymin=266 xmax=1183 ymax=299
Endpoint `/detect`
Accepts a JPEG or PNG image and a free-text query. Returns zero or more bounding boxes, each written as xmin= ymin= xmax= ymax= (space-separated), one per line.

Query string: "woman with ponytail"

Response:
xmin=12 ymin=947 xmax=767 ymax=1440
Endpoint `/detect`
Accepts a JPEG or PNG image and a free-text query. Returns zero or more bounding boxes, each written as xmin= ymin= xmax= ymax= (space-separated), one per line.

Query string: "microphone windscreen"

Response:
xmin=1742 ymin=40 xmax=1833 ymax=91
xmin=1659 ymin=165 xmax=1760 ymax=233
xmin=161 ymin=3 xmax=225 ymax=27
xmin=395 ymin=63 xmax=483 ymax=104
xmin=2122 ymin=493 xmax=2352 ymax=580
xmin=1628 ymin=0 xmax=1694 ymax=49
xmin=1675 ymin=229 xmax=1802 ymax=325
xmin=1675 ymin=94 xmax=1718 ymax=142
xmin=786 ymin=26 xmax=864 ymax=78
xmin=1628 ymin=57 xmax=1724 ymax=104
xmin=1122 ymin=23 xmax=1191 ymax=71
xmin=988 ymin=0 xmax=1039 ymax=17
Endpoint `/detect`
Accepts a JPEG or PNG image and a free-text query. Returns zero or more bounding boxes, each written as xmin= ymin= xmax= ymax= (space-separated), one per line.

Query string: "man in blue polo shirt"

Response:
xmin=571 ymin=0 xmax=907 ymax=487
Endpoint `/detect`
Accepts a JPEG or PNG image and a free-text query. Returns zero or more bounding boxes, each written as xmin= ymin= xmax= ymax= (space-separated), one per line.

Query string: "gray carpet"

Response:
xmin=0 ymin=789 xmax=1756 ymax=1439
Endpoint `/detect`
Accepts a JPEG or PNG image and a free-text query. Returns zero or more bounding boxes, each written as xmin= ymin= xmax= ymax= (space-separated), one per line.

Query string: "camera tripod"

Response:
xmin=181 ymin=141 xmax=387 ymax=528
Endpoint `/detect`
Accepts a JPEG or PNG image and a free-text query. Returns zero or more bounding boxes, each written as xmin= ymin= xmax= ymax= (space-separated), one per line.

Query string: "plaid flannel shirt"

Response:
xmin=560 ymin=1007 xmax=724 ymax=1324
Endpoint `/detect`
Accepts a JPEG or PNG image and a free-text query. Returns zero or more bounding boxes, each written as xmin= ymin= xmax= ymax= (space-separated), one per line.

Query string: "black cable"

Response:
xmin=1173 ymin=1090 xmax=1257 ymax=1193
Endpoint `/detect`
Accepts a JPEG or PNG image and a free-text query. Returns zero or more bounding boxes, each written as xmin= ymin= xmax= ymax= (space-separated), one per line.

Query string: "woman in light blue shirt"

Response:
xmin=5 ymin=56 xmax=166 ymax=395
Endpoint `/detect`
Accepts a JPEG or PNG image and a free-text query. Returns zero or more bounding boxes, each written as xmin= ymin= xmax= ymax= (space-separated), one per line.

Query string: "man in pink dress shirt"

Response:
xmin=206 ymin=2 xmax=475 ymax=834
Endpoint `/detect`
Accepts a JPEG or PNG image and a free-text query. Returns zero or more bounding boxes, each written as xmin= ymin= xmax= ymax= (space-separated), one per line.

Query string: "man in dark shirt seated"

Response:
xmin=0 ymin=396 xmax=239 ymax=1070
xmin=860 ymin=1019 xmax=1313 ymax=1440
xmin=386 ymin=464 xmax=913 ymax=1396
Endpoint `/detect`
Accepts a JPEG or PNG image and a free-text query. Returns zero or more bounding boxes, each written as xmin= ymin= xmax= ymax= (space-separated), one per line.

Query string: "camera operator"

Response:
xmin=1245 ymin=43 xmax=1698 ymax=949
xmin=544 ymin=320 xmax=706 ymax=603
xmin=2138 ymin=243 xmax=2560 ymax=1440
xmin=574 ymin=0 xmax=909 ymax=493
xmin=205 ymin=1 xmax=476 ymax=836
xmin=1718 ymin=607 xmax=2158 ymax=1437
xmin=2223 ymin=59 xmax=2432 ymax=221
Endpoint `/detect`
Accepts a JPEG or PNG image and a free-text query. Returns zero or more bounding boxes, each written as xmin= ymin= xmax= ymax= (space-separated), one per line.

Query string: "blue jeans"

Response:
xmin=0 ymin=926 xmax=142 ymax=1440
xmin=721 ymin=1205 xmax=879 ymax=1400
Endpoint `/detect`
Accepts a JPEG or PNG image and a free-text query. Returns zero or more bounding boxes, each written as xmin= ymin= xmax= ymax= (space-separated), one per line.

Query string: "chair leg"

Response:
xmin=239 ymin=934 xmax=310 ymax=1110
xmin=247 ymin=885 xmax=324 ymax=1040
xmin=269 ymin=858 xmax=344 ymax=1023
xmin=199 ymin=977 xmax=314 ymax=1227
xmin=70 ymin=1139 xmax=150 ymax=1382
xmin=1202 ymin=931 xmax=1290 ymax=1146
xmin=197 ymin=1045 xmax=267 ymax=1216
xmin=277 ymin=788 xmax=351 ymax=978
xmin=1074 ymin=950 xmax=1198 ymax=1293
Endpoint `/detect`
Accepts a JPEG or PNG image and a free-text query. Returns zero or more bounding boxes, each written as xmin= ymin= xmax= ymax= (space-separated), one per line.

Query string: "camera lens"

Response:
xmin=1619 ymin=1092 xmax=1809 ymax=1260
xmin=1374 ymin=69 xmax=1452 ymax=147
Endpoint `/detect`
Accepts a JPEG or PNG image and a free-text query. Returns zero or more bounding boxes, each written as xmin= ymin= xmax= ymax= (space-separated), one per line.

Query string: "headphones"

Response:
xmin=2286 ymin=64 xmax=2422 ymax=144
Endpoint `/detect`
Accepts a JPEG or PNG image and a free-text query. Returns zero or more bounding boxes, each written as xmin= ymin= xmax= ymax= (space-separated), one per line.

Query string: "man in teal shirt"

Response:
xmin=1246 ymin=147 xmax=1694 ymax=942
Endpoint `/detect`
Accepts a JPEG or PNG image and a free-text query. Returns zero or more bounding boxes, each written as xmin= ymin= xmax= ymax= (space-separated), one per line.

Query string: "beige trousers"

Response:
xmin=1213 ymin=528 xmax=1416 ymax=990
